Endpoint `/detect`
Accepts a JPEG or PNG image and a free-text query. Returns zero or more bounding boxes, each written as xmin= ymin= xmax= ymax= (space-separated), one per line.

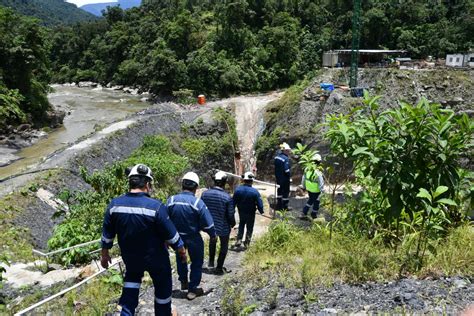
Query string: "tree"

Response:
xmin=0 ymin=7 xmax=51 ymax=125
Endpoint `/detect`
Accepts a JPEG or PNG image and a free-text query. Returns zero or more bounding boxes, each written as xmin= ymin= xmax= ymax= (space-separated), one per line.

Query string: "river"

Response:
xmin=0 ymin=85 xmax=149 ymax=182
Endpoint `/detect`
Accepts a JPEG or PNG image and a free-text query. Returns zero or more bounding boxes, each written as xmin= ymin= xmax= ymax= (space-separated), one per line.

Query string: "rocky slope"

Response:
xmin=257 ymin=68 xmax=474 ymax=179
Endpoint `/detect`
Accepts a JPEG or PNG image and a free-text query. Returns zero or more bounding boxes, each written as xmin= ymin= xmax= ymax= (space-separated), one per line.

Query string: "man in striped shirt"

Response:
xmin=101 ymin=164 xmax=186 ymax=316
xmin=201 ymin=171 xmax=235 ymax=275
xmin=166 ymin=172 xmax=216 ymax=300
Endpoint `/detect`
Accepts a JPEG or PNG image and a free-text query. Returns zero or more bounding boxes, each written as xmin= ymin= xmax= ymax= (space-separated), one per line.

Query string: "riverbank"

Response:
xmin=0 ymin=85 xmax=149 ymax=182
xmin=0 ymin=110 xmax=65 ymax=167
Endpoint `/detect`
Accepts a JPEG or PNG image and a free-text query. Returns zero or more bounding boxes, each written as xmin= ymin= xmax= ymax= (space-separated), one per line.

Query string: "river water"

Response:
xmin=0 ymin=85 xmax=148 ymax=181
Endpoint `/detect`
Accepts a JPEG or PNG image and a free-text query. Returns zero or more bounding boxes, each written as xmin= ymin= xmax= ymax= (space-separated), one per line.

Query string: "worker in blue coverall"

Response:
xmin=166 ymin=172 xmax=217 ymax=300
xmin=100 ymin=164 xmax=187 ymax=316
xmin=233 ymin=171 xmax=264 ymax=248
xmin=201 ymin=171 xmax=235 ymax=275
xmin=274 ymin=142 xmax=292 ymax=210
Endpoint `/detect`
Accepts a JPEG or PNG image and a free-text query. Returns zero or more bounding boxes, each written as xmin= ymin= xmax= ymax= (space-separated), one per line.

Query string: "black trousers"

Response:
xmin=276 ymin=180 xmax=290 ymax=210
xmin=209 ymin=235 xmax=230 ymax=268
xmin=237 ymin=212 xmax=256 ymax=244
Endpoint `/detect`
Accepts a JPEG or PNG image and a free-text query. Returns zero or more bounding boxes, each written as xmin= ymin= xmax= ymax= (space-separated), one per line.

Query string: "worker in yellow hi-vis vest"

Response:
xmin=300 ymin=153 xmax=324 ymax=220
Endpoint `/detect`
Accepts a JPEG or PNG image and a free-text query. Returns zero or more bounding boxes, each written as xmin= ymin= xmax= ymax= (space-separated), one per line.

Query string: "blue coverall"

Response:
xmin=166 ymin=191 xmax=216 ymax=290
xmin=274 ymin=151 xmax=291 ymax=210
xmin=201 ymin=187 xmax=235 ymax=268
xmin=233 ymin=184 xmax=264 ymax=245
xmin=101 ymin=192 xmax=183 ymax=316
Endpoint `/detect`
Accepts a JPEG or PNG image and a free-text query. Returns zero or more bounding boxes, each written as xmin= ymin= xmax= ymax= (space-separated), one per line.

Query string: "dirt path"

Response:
xmin=136 ymin=189 xmax=273 ymax=315
xmin=136 ymin=94 xmax=282 ymax=315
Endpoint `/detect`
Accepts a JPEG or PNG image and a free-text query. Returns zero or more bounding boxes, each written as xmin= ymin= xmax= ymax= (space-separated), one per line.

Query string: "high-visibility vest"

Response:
xmin=304 ymin=169 xmax=321 ymax=193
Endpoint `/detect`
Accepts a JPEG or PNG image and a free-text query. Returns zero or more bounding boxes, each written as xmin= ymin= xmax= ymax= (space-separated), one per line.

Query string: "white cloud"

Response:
xmin=66 ymin=0 xmax=118 ymax=7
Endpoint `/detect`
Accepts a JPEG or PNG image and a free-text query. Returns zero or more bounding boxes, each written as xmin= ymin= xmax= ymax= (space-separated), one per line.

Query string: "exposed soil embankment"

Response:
xmin=257 ymin=68 xmax=474 ymax=179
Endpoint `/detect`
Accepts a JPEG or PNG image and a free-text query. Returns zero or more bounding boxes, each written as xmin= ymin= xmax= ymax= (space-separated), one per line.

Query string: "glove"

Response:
xmin=177 ymin=246 xmax=187 ymax=263
xmin=100 ymin=249 xmax=112 ymax=269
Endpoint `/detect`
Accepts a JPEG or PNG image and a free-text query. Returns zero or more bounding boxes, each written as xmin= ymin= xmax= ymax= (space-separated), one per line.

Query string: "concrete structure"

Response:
xmin=446 ymin=53 xmax=474 ymax=67
xmin=322 ymin=49 xmax=406 ymax=67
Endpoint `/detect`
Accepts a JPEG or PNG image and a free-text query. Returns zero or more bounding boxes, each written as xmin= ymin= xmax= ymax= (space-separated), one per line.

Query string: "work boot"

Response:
xmin=243 ymin=240 xmax=250 ymax=249
xmin=234 ymin=239 xmax=242 ymax=247
xmin=214 ymin=267 xmax=230 ymax=275
xmin=299 ymin=214 xmax=309 ymax=220
xmin=180 ymin=280 xmax=189 ymax=291
xmin=310 ymin=212 xmax=318 ymax=219
xmin=187 ymin=288 xmax=204 ymax=300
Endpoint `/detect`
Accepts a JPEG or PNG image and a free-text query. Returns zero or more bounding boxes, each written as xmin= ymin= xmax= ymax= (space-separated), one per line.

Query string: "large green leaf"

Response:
xmin=433 ymin=186 xmax=448 ymax=199
xmin=352 ymin=147 xmax=369 ymax=156
xmin=436 ymin=198 xmax=457 ymax=206
xmin=416 ymin=188 xmax=432 ymax=202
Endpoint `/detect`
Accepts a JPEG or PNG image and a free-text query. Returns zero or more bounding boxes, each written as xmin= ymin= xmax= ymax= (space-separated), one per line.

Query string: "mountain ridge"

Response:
xmin=80 ymin=0 xmax=141 ymax=16
xmin=0 ymin=0 xmax=98 ymax=26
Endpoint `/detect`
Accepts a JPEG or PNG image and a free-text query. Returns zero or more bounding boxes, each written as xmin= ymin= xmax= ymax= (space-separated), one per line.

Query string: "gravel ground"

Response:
xmin=202 ymin=274 xmax=473 ymax=315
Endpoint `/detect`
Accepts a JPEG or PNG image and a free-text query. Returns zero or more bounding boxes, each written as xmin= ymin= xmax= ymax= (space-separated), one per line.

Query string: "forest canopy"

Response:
xmin=49 ymin=0 xmax=474 ymax=96
xmin=0 ymin=7 xmax=51 ymax=130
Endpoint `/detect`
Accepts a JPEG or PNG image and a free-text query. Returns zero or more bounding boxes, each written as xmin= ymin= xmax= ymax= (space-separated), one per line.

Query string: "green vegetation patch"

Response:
xmin=0 ymin=7 xmax=52 ymax=129
xmin=48 ymin=135 xmax=189 ymax=265
xmin=0 ymin=0 xmax=97 ymax=27
xmin=244 ymin=220 xmax=473 ymax=288
xmin=264 ymin=79 xmax=310 ymax=129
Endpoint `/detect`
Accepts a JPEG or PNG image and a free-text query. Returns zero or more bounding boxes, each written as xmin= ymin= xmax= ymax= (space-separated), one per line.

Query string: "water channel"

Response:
xmin=0 ymin=85 xmax=149 ymax=181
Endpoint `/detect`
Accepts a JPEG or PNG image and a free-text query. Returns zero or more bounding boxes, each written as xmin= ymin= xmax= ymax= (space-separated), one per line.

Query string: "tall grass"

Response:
xmin=244 ymin=220 xmax=473 ymax=287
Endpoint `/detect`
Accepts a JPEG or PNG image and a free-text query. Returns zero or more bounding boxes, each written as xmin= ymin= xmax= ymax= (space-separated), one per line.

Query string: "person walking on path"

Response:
xmin=300 ymin=153 xmax=324 ymax=220
xmin=166 ymin=172 xmax=217 ymax=300
xmin=233 ymin=171 xmax=264 ymax=248
xmin=100 ymin=164 xmax=187 ymax=316
xmin=274 ymin=142 xmax=292 ymax=210
xmin=201 ymin=171 xmax=235 ymax=274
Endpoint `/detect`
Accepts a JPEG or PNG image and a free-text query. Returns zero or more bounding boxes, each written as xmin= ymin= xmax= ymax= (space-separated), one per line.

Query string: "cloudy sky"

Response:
xmin=66 ymin=0 xmax=117 ymax=7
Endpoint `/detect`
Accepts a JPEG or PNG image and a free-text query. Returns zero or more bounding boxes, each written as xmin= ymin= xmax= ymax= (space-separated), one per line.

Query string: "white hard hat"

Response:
xmin=280 ymin=142 xmax=291 ymax=151
xmin=215 ymin=171 xmax=227 ymax=181
xmin=182 ymin=172 xmax=199 ymax=185
xmin=242 ymin=171 xmax=255 ymax=180
xmin=128 ymin=164 xmax=154 ymax=182
xmin=312 ymin=153 xmax=322 ymax=162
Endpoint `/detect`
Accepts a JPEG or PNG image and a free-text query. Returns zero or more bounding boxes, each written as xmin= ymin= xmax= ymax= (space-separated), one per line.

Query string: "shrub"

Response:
xmin=325 ymin=92 xmax=473 ymax=267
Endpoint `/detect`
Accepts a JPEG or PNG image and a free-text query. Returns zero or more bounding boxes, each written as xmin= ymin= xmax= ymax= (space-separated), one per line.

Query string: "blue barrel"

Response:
xmin=320 ymin=83 xmax=334 ymax=91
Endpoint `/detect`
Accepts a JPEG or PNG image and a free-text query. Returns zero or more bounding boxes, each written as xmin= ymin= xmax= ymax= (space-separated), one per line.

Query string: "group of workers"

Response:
xmin=99 ymin=142 xmax=323 ymax=315
xmin=274 ymin=142 xmax=324 ymax=219
xmin=100 ymin=165 xmax=263 ymax=315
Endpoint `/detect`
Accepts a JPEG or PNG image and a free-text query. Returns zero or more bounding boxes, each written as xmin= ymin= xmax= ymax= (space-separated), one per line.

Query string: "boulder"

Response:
xmin=17 ymin=124 xmax=31 ymax=132
xmin=46 ymin=109 xmax=66 ymax=128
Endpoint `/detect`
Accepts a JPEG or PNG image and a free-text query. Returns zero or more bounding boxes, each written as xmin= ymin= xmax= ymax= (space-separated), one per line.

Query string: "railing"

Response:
xmin=217 ymin=170 xmax=280 ymax=188
xmin=32 ymin=239 xmax=101 ymax=257
xmin=14 ymin=259 xmax=122 ymax=316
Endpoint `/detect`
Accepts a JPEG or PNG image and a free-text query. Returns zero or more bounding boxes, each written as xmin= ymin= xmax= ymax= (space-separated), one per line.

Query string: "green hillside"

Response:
xmin=0 ymin=0 xmax=98 ymax=26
